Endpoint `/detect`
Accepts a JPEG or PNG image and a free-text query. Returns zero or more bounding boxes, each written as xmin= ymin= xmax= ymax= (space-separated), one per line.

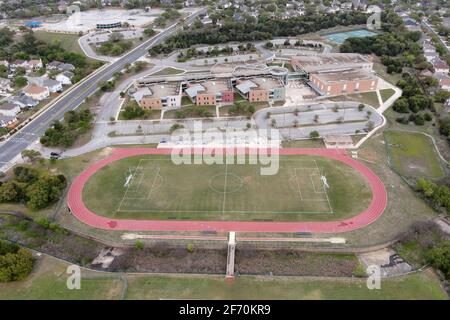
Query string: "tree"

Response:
xmin=21 ymin=150 xmax=41 ymax=162
xmin=265 ymin=41 xmax=274 ymax=49
xmin=310 ymin=131 xmax=320 ymax=139
xmin=0 ymin=247 xmax=35 ymax=282
xmin=426 ymin=244 xmax=450 ymax=279
xmin=143 ymin=28 xmax=156 ymax=37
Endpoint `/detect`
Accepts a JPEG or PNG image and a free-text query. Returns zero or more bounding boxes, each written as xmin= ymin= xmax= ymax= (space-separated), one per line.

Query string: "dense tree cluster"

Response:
xmin=149 ymin=11 xmax=369 ymax=55
xmin=96 ymin=32 xmax=134 ymax=56
xmin=392 ymin=74 xmax=434 ymax=126
xmin=0 ymin=166 xmax=67 ymax=210
xmin=0 ymin=241 xmax=34 ymax=282
xmin=177 ymin=43 xmax=256 ymax=62
xmin=40 ymin=110 xmax=93 ymax=147
xmin=416 ymin=178 xmax=450 ymax=215
xmin=397 ymin=221 xmax=449 ymax=280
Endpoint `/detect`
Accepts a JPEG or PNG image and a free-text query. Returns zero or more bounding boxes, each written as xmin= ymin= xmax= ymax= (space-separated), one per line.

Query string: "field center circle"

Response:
xmin=209 ymin=173 xmax=244 ymax=194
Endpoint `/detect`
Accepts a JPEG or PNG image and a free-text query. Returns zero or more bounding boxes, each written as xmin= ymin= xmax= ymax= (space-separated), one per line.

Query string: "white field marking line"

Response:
xmin=117 ymin=162 xmax=141 ymax=212
xmin=115 ymin=208 xmax=333 ymax=214
xmin=147 ymin=167 xmax=161 ymax=200
xmin=292 ymin=167 xmax=303 ymax=201
xmin=293 ymin=168 xmax=330 ymax=202
xmin=132 ymin=165 xmax=147 ymax=194
xmin=309 ymin=173 xmax=326 ymax=194
xmin=313 ymin=159 xmax=333 ymax=214
xmin=222 ymin=162 xmax=228 ymax=213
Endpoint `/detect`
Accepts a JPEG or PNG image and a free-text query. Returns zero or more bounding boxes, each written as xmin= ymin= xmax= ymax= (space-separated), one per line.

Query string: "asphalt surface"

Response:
xmin=0 ymin=8 xmax=206 ymax=170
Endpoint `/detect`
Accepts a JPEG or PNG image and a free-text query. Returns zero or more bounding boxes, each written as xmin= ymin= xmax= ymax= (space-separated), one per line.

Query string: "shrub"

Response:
xmin=186 ymin=244 xmax=194 ymax=253
xmin=0 ymin=247 xmax=35 ymax=282
xmin=134 ymin=241 xmax=144 ymax=250
xmin=352 ymin=264 xmax=367 ymax=278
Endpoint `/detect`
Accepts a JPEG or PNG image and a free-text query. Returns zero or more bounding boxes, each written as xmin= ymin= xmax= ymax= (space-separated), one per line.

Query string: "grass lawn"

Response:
xmin=384 ymin=130 xmax=445 ymax=179
xmin=219 ymin=101 xmax=268 ymax=117
xmin=0 ymin=256 xmax=123 ymax=300
xmin=82 ymin=154 xmax=372 ymax=221
xmin=373 ymin=60 xmax=402 ymax=85
xmin=330 ymin=91 xmax=380 ymax=108
xmin=282 ymin=139 xmax=325 ymax=148
xmin=1 ymin=255 xmax=446 ymax=300
xmin=151 ymin=67 xmax=184 ymax=76
xmin=380 ymin=88 xmax=396 ymax=103
xmin=163 ymin=105 xmax=216 ymax=119
xmin=124 ymin=271 xmax=447 ymax=300
xmin=34 ymin=31 xmax=85 ymax=56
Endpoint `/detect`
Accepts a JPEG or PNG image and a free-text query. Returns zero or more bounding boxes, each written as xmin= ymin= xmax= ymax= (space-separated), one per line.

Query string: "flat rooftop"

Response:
xmin=292 ymin=53 xmax=371 ymax=72
xmin=250 ymin=77 xmax=284 ymax=90
xmin=201 ymin=80 xmax=231 ymax=93
xmin=42 ymin=8 xmax=164 ymax=32
xmin=313 ymin=69 xmax=377 ymax=83
xmin=134 ymin=82 xmax=180 ymax=101
xmin=185 ymin=79 xmax=231 ymax=98
xmin=147 ymin=82 xmax=180 ymax=97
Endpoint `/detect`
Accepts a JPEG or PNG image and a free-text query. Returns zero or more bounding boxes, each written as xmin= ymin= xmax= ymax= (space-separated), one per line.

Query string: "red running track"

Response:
xmin=67 ymin=148 xmax=387 ymax=233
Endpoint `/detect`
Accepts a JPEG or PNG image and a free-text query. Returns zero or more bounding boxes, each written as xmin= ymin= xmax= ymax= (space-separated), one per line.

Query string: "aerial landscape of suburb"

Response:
xmin=0 ymin=0 xmax=449 ymax=303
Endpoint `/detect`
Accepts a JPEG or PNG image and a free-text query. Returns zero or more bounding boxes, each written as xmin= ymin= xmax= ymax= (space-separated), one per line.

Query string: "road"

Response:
xmin=0 ymin=7 xmax=206 ymax=171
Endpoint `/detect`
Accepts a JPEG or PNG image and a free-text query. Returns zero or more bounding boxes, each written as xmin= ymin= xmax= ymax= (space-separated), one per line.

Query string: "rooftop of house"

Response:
xmin=312 ymin=69 xmax=377 ymax=83
xmin=0 ymin=114 xmax=17 ymax=124
xmin=0 ymin=103 xmax=20 ymax=111
xmin=292 ymin=53 xmax=372 ymax=72
xmin=23 ymin=84 xmax=48 ymax=95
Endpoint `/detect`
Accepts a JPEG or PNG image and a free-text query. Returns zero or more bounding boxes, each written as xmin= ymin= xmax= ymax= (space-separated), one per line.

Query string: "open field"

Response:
xmin=0 ymin=256 xmax=123 ymax=300
xmin=380 ymin=89 xmax=396 ymax=103
xmin=34 ymin=31 xmax=85 ymax=56
xmin=329 ymin=91 xmax=380 ymax=108
xmin=384 ymin=130 xmax=445 ymax=179
xmin=0 ymin=255 xmax=446 ymax=300
xmin=151 ymin=67 xmax=185 ymax=76
xmin=82 ymin=154 xmax=372 ymax=221
xmin=125 ymin=271 xmax=447 ymax=300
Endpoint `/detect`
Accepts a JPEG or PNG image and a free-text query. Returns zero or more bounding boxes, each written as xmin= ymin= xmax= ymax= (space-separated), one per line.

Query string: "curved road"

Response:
xmin=0 ymin=8 xmax=206 ymax=171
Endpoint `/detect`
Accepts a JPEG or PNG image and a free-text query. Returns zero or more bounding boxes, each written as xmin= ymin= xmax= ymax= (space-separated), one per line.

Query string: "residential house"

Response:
xmin=0 ymin=78 xmax=13 ymax=94
xmin=433 ymin=59 xmax=450 ymax=74
xmin=10 ymin=95 xmax=39 ymax=109
xmin=437 ymin=74 xmax=450 ymax=91
xmin=28 ymin=59 xmax=43 ymax=71
xmin=10 ymin=59 xmax=28 ymax=72
xmin=0 ymin=103 xmax=21 ymax=117
xmin=56 ymin=71 xmax=74 ymax=85
xmin=46 ymin=61 xmax=75 ymax=72
xmin=26 ymin=76 xmax=63 ymax=93
xmin=0 ymin=115 xmax=18 ymax=128
xmin=23 ymin=84 xmax=50 ymax=100
xmin=10 ymin=59 xmax=43 ymax=72
xmin=444 ymin=98 xmax=450 ymax=112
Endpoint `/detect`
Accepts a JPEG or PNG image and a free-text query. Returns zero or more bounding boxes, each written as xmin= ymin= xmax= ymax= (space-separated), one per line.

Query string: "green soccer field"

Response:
xmin=82 ymin=154 xmax=372 ymax=221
